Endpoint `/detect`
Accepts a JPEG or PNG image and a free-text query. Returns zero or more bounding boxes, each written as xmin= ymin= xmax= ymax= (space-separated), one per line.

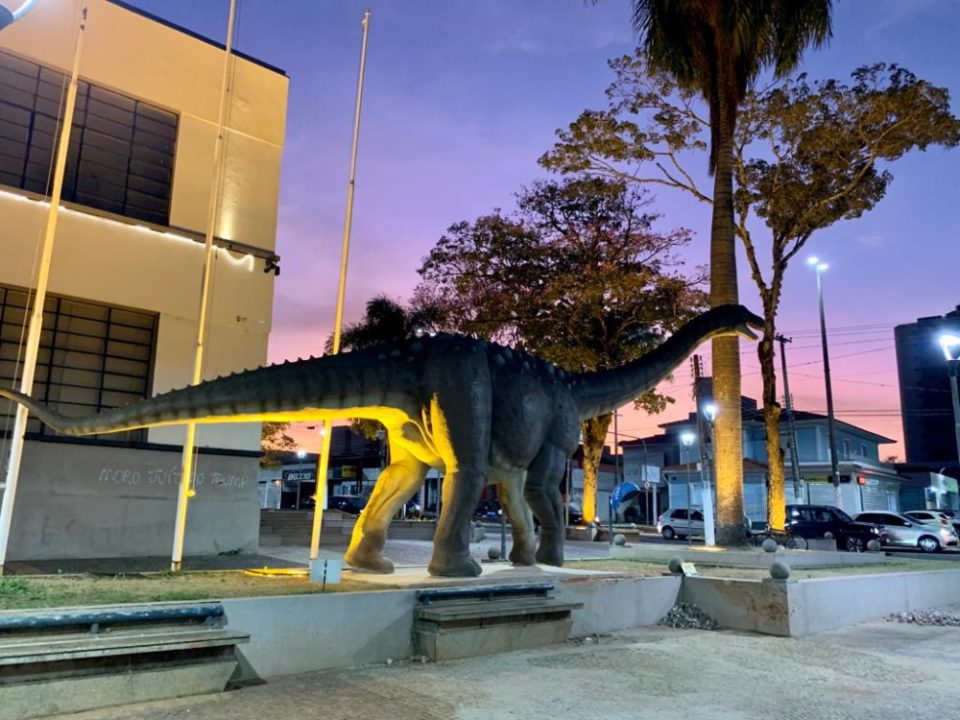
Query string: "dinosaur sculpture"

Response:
xmin=0 ymin=304 xmax=761 ymax=577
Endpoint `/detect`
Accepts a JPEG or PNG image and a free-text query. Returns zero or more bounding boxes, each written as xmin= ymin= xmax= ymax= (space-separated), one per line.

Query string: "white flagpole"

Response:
xmin=170 ymin=0 xmax=238 ymax=572
xmin=0 ymin=2 xmax=88 ymax=576
xmin=309 ymin=10 xmax=372 ymax=565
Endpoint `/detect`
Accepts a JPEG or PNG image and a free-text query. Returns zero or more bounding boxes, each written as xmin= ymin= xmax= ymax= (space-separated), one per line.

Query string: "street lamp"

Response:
xmin=295 ymin=449 xmax=306 ymax=510
xmin=680 ymin=431 xmax=696 ymax=544
xmin=702 ymin=404 xmax=718 ymax=547
xmin=808 ymin=257 xmax=842 ymax=509
xmin=939 ymin=334 xmax=960 ymax=473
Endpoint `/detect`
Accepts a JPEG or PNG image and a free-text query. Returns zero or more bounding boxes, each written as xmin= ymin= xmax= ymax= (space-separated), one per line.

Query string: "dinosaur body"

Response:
xmin=0 ymin=305 xmax=761 ymax=577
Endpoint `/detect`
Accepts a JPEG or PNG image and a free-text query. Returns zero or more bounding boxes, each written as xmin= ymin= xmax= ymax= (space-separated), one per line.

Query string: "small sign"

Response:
xmin=680 ymin=562 xmax=699 ymax=577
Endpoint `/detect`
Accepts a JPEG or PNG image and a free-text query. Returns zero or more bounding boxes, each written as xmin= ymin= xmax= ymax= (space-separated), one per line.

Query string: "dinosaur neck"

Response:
xmin=570 ymin=309 xmax=733 ymax=420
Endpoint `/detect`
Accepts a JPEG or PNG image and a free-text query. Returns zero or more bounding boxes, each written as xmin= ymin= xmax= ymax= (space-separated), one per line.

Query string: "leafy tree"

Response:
xmin=543 ymin=58 xmax=960 ymax=529
xmin=261 ymin=421 xmax=296 ymax=468
xmin=417 ymin=177 xmax=706 ymax=523
xmin=610 ymin=0 xmax=833 ymax=544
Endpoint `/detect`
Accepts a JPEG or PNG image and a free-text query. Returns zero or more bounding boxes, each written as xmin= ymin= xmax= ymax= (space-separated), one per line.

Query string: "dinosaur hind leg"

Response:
xmin=492 ymin=469 xmax=536 ymax=566
xmin=344 ymin=445 xmax=427 ymax=574
xmin=524 ymin=445 xmax=567 ymax=567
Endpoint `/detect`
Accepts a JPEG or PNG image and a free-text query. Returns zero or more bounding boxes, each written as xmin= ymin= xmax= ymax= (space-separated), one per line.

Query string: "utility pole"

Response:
xmin=0 ymin=2 xmax=88 ymax=576
xmin=775 ymin=335 xmax=804 ymax=502
xmin=310 ymin=10 xmax=372 ymax=567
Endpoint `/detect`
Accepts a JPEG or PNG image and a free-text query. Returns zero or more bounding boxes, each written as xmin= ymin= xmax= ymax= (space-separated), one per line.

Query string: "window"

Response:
xmin=671 ymin=509 xmax=688 ymax=520
xmin=0 ymin=50 xmax=176 ymax=225
xmin=0 ymin=284 xmax=156 ymax=442
xmin=691 ymin=511 xmax=704 ymax=522
xmin=842 ymin=439 xmax=851 ymax=460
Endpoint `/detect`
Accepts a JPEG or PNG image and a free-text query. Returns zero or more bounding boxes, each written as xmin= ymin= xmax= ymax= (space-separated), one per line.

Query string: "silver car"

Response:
xmin=855 ymin=511 xmax=959 ymax=553
xmin=657 ymin=508 xmax=704 ymax=540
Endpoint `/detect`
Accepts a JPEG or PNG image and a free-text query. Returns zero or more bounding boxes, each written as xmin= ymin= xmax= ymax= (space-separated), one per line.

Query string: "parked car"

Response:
xmin=855 ymin=511 xmax=959 ymax=553
xmin=657 ymin=508 xmax=704 ymax=540
xmin=328 ymin=495 xmax=366 ymax=515
xmin=785 ymin=504 xmax=885 ymax=552
xmin=904 ymin=510 xmax=960 ymax=534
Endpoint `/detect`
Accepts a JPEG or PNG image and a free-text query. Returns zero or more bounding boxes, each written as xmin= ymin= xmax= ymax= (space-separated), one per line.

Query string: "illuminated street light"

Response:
xmin=808 ymin=257 xmax=842 ymax=508
xmin=939 ymin=334 xmax=960 ymax=474
xmin=700 ymin=405 xmax=717 ymax=546
xmin=680 ymin=431 xmax=696 ymax=545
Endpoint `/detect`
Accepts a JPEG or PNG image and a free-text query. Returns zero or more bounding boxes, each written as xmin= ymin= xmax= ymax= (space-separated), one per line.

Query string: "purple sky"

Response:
xmin=129 ymin=0 xmax=960 ymax=457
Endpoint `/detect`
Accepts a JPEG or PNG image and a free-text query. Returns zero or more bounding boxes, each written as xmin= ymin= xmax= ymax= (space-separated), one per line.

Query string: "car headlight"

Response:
xmin=869 ymin=527 xmax=880 ymax=534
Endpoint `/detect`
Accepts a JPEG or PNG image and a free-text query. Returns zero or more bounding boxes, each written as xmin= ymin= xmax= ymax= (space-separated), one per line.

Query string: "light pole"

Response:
xmin=939 ymin=334 xmax=960 ymax=473
xmin=808 ymin=257 xmax=842 ymax=509
xmin=702 ymin=404 xmax=718 ymax=547
xmin=609 ymin=412 xmax=621 ymax=545
xmin=680 ymin=431 xmax=696 ymax=544
xmin=296 ymin=449 xmax=306 ymax=510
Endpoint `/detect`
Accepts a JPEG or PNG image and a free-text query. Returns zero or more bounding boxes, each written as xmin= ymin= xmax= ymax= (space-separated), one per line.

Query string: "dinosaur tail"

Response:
xmin=0 ymin=350 xmax=421 ymax=437
xmin=570 ymin=305 xmax=762 ymax=420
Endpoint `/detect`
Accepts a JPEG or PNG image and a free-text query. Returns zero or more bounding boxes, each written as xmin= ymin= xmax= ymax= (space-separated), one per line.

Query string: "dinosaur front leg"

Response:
xmin=525 ymin=444 xmax=567 ymax=567
xmin=344 ymin=448 xmax=427 ymax=574
xmin=493 ymin=470 xmax=536 ymax=566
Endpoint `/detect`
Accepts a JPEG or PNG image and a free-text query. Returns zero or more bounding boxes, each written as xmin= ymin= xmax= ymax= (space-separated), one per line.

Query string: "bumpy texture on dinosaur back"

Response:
xmin=0 ymin=305 xmax=761 ymax=577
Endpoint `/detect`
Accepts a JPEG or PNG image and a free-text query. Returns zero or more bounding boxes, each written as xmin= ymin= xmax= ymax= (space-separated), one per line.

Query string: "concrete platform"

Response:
xmin=342 ymin=561 xmax=619 ymax=588
xmin=611 ymin=542 xmax=890 ymax=568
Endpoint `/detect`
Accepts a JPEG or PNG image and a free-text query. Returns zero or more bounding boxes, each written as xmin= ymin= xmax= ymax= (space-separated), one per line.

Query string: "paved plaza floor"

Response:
xmin=47 ymin=615 xmax=960 ymax=720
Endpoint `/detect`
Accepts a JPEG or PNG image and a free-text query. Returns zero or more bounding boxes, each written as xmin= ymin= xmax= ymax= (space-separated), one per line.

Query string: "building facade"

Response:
xmin=894 ymin=305 xmax=960 ymax=473
xmin=621 ymin=397 xmax=901 ymax=523
xmin=0 ymin=0 xmax=287 ymax=560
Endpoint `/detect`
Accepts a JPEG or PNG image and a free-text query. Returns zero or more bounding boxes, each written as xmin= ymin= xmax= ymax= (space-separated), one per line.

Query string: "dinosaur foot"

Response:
xmin=344 ymin=548 xmax=395 ymax=574
xmin=428 ymin=553 xmax=482 ymax=577
xmin=509 ymin=544 xmax=537 ymax=566
xmin=535 ymin=539 xmax=565 ymax=567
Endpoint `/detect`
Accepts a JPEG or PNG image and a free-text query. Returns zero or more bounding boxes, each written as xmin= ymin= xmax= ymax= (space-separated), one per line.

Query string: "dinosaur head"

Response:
xmin=699 ymin=304 xmax=764 ymax=342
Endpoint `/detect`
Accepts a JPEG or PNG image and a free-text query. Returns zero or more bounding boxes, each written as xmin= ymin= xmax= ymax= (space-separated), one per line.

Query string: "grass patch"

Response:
xmin=0 ymin=571 xmax=397 ymax=611
xmin=565 ymin=558 xmax=948 ymax=580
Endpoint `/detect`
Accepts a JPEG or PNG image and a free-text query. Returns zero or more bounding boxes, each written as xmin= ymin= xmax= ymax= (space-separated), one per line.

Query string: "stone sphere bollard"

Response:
xmin=867 ymin=539 xmax=882 ymax=552
xmin=668 ymin=556 xmax=684 ymax=574
xmin=487 ymin=547 xmax=501 ymax=560
xmin=613 ymin=533 xmax=627 ymax=546
xmin=761 ymin=537 xmax=779 ymax=553
xmin=769 ymin=560 xmax=791 ymax=580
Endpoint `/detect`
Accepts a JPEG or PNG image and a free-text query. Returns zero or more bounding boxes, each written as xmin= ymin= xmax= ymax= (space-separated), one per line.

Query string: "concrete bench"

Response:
xmin=0 ymin=601 xmax=249 ymax=720
xmin=413 ymin=583 xmax=582 ymax=661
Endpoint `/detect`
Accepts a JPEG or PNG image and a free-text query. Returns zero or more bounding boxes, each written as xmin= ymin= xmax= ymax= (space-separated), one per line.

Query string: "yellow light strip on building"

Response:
xmin=0 ymin=187 xmax=256 ymax=271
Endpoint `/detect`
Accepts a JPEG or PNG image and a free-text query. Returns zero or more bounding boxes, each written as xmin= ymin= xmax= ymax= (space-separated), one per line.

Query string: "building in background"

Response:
xmin=0 ymin=0 xmax=287 ymax=560
xmin=621 ymin=393 xmax=901 ymax=524
xmin=895 ymin=305 xmax=960 ymax=477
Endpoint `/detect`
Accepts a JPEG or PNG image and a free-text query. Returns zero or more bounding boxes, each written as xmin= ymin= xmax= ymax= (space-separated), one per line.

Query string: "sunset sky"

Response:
xmin=130 ymin=0 xmax=960 ymax=457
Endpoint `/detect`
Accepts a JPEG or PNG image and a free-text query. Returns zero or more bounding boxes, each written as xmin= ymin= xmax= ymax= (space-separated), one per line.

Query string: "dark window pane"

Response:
xmin=0 ymin=49 xmax=175 ymax=223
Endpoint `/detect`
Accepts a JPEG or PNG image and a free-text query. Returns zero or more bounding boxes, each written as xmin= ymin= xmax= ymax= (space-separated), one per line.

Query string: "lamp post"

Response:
xmin=808 ymin=257 xmax=842 ymax=509
xmin=939 ymin=334 xmax=960 ymax=472
xmin=295 ymin=449 xmax=306 ymax=510
xmin=702 ymin=404 xmax=718 ymax=547
xmin=680 ymin=431 xmax=696 ymax=544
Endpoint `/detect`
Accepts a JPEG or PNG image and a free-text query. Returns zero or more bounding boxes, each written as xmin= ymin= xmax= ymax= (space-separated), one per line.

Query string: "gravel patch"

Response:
xmin=887 ymin=609 xmax=960 ymax=626
xmin=657 ymin=602 xmax=718 ymax=630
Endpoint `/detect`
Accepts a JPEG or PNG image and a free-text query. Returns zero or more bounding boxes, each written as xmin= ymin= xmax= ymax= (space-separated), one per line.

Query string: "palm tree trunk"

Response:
xmin=580 ymin=414 xmax=612 ymax=524
xmin=759 ymin=327 xmax=786 ymax=531
xmin=710 ymin=84 xmax=745 ymax=547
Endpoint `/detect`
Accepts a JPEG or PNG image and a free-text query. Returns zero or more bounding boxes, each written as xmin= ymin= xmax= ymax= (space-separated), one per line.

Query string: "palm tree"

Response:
xmin=627 ymin=0 xmax=832 ymax=543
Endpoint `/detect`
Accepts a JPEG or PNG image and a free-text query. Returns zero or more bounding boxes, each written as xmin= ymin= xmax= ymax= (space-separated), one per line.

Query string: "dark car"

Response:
xmin=328 ymin=495 xmax=366 ymax=515
xmin=785 ymin=504 xmax=884 ymax=552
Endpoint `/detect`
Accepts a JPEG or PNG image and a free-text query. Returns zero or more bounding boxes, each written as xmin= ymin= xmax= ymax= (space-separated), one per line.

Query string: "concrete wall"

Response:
xmin=680 ymin=577 xmax=792 ymax=636
xmin=554 ymin=576 xmax=679 ymax=636
xmin=222 ymin=590 xmax=418 ymax=681
xmin=790 ymin=570 xmax=960 ymax=635
xmin=4 ymin=439 xmax=259 ymax=560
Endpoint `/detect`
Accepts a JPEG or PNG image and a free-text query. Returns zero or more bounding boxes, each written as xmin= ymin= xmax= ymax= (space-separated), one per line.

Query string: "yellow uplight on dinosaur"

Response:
xmin=0 ymin=305 xmax=761 ymax=577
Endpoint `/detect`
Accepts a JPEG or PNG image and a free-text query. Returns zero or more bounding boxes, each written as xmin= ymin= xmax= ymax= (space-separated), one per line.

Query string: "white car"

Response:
xmin=657 ymin=508 xmax=704 ymax=540
xmin=904 ymin=510 xmax=956 ymax=530
xmin=856 ymin=511 xmax=959 ymax=553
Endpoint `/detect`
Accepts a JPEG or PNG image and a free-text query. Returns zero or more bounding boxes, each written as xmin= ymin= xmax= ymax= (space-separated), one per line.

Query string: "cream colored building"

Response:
xmin=0 ymin=0 xmax=288 ymax=560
